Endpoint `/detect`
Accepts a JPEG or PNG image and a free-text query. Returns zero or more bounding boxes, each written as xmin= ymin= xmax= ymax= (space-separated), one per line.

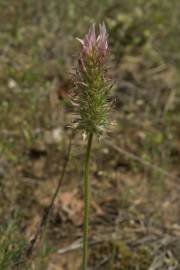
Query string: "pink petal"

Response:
xmin=98 ymin=22 xmax=108 ymax=55
xmin=83 ymin=24 xmax=96 ymax=55
xmin=76 ymin=38 xmax=84 ymax=46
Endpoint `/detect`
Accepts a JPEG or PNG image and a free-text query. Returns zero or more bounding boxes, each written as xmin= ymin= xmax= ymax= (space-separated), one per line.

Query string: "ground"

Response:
xmin=0 ymin=1 xmax=180 ymax=269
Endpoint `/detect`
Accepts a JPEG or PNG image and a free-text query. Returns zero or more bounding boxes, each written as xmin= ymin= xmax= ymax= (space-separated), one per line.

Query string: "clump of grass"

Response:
xmin=0 ymin=213 xmax=27 ymax=270
xmin=116 ymin=241 xmax=151 ymax=270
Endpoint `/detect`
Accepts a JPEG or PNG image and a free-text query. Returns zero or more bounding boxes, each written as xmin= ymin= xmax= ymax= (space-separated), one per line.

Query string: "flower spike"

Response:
xmin=74 ymin=23 xmax=111 ymax=136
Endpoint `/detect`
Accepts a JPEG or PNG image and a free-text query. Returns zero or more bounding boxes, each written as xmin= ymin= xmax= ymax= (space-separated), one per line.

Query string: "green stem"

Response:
xmin=82 ymin=132 xmax=93 ymax=270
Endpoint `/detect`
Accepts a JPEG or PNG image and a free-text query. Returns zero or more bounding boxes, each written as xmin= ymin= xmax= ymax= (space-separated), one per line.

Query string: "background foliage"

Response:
xmin=0 ymin=0 xmax=180 ymax=269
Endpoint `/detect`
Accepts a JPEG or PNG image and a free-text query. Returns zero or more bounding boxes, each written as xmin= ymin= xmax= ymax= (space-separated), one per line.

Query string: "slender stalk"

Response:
xmin=82 ymin=132 xmax=93 ymax=270
xmin=25 ymin=133 xmax=74 ymax=258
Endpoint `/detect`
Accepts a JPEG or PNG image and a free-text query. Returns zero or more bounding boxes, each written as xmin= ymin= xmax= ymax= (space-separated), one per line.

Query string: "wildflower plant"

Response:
xmin=76 ymin=23 xmax=110 ymax=137
xmin=74 ymin=23 xmax=111 ymax=269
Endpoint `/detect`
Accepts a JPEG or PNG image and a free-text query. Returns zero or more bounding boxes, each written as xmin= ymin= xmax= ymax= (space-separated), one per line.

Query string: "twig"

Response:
xmin=57 ymin=239 xmax=102 ymax=255
xmin=148 ymin=252 xmax=166 ymax=270
xmin=57 ymin=233 xmax=166 ymax=256
xmin=92 ymin=256 xmax=110 ymax=270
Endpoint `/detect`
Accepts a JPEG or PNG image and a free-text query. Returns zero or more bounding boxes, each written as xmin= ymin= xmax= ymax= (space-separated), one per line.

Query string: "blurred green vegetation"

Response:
xmin=0 ymin=211 xmax=27 ymax=270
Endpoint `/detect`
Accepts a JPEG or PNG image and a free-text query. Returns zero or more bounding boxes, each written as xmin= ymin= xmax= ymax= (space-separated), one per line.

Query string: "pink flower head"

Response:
xmin=77 ymin=23 xmax=108 ymax=61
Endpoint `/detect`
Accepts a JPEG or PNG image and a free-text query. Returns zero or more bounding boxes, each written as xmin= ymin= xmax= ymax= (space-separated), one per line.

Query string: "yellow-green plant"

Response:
xmin=75 ymin=23 xmax=111 ymax=270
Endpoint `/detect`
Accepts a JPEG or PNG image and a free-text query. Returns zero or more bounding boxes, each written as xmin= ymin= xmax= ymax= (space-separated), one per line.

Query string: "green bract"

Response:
xmin=75 ymin=23 xmax=110 ymax=136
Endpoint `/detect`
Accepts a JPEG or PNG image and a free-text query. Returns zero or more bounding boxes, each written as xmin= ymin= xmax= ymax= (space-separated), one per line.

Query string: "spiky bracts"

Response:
xmin=75 ymin=23 xmax=110 ymax=137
